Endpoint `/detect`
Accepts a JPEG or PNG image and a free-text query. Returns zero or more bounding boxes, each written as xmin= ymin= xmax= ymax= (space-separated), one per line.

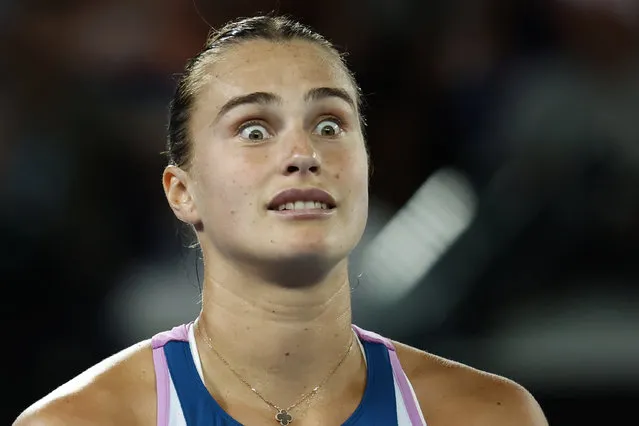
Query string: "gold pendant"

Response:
xmin=275 ymin=409 xmax=293 ymax=425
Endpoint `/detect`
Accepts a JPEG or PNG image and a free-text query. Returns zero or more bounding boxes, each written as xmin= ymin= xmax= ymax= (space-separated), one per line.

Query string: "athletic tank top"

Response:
xmin=151 ymin=323 xmax=427 ymax=425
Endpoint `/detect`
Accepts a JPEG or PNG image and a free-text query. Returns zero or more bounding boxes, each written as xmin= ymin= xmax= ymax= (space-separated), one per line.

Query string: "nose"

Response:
xmin=284 ymin=152 xmax=321 ymax=175
xmin=282 ymin=141 xmax=321 ymax=176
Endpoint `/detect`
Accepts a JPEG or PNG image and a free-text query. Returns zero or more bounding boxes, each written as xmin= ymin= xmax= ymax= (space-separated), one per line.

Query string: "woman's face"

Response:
xmin=181 ymin=39 xmax=369 ymax=269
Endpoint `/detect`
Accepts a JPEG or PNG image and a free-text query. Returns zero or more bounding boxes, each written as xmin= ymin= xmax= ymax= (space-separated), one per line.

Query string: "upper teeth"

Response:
xmin=277 ymin=201 xmax=329 ymax=211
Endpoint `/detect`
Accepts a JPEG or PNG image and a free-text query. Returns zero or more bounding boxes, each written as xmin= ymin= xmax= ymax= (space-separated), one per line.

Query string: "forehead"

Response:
xmin=195 ymin=39 xmax=355 ymax=110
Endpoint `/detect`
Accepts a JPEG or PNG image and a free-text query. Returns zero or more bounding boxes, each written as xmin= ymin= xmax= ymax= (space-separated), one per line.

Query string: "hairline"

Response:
xmin=187 ymin=38 xmax=362 ymax=108
xmin=168 ymin=29 xmax=366 ymax=170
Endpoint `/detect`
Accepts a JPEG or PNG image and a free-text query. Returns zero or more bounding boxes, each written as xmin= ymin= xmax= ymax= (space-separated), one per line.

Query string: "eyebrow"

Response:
xmin=214 ymin=92 xmax=281 ymax=124
xmin=213 ymin=87 xmax=356 ymax=124
xmin=303 ymin=87 xmax=356 ymax=111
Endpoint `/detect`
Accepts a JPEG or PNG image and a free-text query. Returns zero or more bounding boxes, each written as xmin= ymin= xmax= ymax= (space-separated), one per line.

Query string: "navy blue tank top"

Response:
xmin=163 ymin=337 xmax=398 ymax=425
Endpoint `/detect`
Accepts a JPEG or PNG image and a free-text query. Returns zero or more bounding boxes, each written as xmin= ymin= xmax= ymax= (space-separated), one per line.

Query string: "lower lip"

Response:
xmin=268 ymin=208 xmax=336 ymax=219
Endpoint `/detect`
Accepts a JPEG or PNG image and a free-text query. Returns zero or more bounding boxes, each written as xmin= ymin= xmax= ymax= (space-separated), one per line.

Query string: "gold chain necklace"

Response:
xmin=195 ymin=321 xmax=354 ymax=425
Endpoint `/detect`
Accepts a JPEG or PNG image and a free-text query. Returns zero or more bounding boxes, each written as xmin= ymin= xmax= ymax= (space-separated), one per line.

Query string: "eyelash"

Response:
xmin=321 ymin=115 xmax=344 ymax=128
xmin=236 ymin=116 xmax=345 ymax=135
xmin=237 ymin=119 xmax=267 ymax=134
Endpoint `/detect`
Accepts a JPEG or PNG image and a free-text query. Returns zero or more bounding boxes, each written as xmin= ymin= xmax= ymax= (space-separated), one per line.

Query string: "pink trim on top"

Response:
xmin=151 ymin=323 xmax=192 ymax=426
xmin=152 ymin=347 xmax=170 ymax=426
xmin=152 ymin=323 xmax=190 ymax=349
xmin=352 ymin=324 xmax=426 ymax=426
xmin=388 ymin=349 xmax=426 ymax=425
xmin=150 ymin=323 xmax=424 ymax=426
xmin=351 ymin=324 xmax=395 ymax=350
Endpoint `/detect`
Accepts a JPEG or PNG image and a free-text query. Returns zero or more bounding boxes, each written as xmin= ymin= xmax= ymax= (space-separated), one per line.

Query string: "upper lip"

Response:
xmin=267 ymin=188 xmax=337 ymax=210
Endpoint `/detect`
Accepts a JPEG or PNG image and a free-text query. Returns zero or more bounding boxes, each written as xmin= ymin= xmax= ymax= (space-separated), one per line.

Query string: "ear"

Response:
xmin=162 ymin=165 xmax=201 ymax=226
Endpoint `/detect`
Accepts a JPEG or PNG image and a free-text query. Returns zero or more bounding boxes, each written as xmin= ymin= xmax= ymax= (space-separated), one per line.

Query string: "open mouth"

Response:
xmin=268 ymin=200 xmax=337 ymax=212
xmin=267 ymin=188 xmax=337 ymax=212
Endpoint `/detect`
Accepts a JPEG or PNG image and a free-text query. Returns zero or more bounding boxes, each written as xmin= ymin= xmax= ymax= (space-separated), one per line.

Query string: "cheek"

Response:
xmin=352 ymin=150 xmax=370 ymax=209
xmin=328 ymin=146 xmax=369 ymax=200
xmin=195 ymin=162 xmax=253 ymax=220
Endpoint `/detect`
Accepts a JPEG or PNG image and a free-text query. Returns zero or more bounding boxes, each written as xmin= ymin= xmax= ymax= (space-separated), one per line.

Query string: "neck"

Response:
xmin=194 ymin=257 xmax=360 ymax=409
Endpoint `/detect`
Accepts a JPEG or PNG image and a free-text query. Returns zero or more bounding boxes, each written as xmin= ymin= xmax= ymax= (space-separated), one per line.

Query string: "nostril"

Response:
xmin=309 ymin=166 xmax=319 ymax=173
xmin=287 ymin=165 xmax=299 ymax=173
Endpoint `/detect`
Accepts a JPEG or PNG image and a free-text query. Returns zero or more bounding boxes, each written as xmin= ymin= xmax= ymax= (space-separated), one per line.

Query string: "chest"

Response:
xmin=162 ymin=340 xmax=406 ymax=426
xmin=217 ymin=393 xmax=364 ymax=426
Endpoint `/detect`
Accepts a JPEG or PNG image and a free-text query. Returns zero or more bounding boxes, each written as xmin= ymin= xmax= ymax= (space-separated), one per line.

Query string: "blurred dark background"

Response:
xmin=3 ymin=0 xmax=639 ymax=424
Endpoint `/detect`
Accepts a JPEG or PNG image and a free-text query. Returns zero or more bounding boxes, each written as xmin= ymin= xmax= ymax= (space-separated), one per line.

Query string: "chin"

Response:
xmin=272 ymin=245 xmax=337 ymax=265
xmin=256 ymin=243 xmax=351 ymax=287
xmin=280 ymin=234 xmax=354 ymax=259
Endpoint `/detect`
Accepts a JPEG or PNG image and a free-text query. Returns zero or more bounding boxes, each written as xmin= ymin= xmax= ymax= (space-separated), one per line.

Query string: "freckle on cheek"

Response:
xmin=230 ymin=210 xmax=236 ymax=215
xmin=334 ymin=173 xmax=340 ymax=179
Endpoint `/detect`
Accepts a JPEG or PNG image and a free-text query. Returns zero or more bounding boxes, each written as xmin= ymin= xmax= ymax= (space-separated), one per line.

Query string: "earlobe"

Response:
xmin=162 ymin=165 xmax=200 ymax=225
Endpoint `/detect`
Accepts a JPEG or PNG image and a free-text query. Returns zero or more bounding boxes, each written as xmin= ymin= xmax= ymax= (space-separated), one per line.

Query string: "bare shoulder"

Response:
xmin=13 ymin=340 xmax=156 ymax=426
xmin=394 ymin=341 xmax=548 ymax=426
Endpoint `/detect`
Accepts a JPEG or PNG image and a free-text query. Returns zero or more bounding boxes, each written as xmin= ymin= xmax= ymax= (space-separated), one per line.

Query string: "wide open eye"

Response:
xmin=239 ymin=123 xmax=272 ymax=141
xmin=313 ymin=119 xmax=343 ymax=137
